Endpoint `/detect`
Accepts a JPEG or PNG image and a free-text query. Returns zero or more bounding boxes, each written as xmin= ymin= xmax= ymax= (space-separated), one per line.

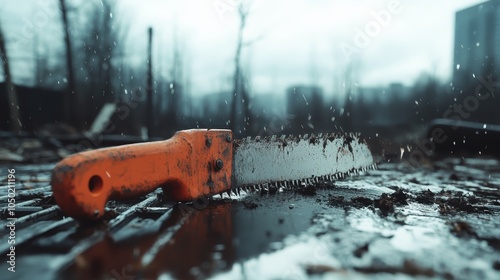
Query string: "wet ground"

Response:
xmin=1 ymin=157 xmax=500 ymax=279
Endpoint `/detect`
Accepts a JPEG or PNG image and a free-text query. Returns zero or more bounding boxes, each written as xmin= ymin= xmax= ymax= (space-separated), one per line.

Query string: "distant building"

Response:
xmin=195 ymin=92 xmax=231 ymax=127
xmin=286 ymin=85 xmax=323 ymax=131
xmin=358 ymin=83 xmax=411 ymax=126
xmin=0 ymin=83 xmax=64 ymax=131
xmin=250 ymin=94 xmax=286 ymax=116
xmin=453 ymin=0 xmax=500 ymax=89
xmin=360 ymin=83 xmax=409 ymax=103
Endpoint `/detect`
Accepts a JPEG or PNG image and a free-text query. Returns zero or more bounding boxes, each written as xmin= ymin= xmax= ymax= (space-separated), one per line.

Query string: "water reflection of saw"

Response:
xmin=61 ymin=202 xmax=234 ymax=280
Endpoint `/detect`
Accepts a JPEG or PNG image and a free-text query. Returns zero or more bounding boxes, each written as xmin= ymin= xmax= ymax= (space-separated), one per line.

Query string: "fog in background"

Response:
xmin=0 ymin=0 xmax=497 ymax=143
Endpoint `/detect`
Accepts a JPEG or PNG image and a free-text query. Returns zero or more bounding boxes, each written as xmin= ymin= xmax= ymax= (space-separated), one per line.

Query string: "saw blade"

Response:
xmin=233 ymin=133 xmax=375 ymax=190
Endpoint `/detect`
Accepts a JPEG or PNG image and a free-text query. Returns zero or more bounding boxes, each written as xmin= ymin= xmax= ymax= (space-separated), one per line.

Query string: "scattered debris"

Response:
xmin=449 ymin=173 xmax=460 ymax=181
xmin=296 ymin=184 xmax=317 ymax=196
xmin=375 ymin=193 xmax=394 ymax=215
xmin=416 ymin=189 xmax=435 ymax=204
xmin=350 ymin=197 xmax=373 ymax=208
xmin=303 ymin=264 xmax=339 ymax=275
xmin=408 ymin=177 xmax=420 ymax=184
xmin=450 ymin=220 xmax=477 ymax=237
xmin=354 ymin=260 xmax=436 ymax=277
xmin=102 ymin=209 xmax=119 ymax=221
xmin=0 ymin=148 xmax=24 ymax=162
xmin=353 ymin=243 xmax=369 ymax=258
xmin=390 ymin=188 xmax=408 ymax=205
xmin=438 ymin=193 xmax=483 ymax=214
xmin=38 ymin=195 xmax=56 ymax=206
xmin=242 ymin=201 xmax=259 ymax=210
xmin=327 ymin=195 xmax=345 ymax=207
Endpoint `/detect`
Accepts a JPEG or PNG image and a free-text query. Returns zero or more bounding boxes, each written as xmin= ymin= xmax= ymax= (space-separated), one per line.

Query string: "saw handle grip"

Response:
xmin=51 ymin=129 xmax=233 ymax=220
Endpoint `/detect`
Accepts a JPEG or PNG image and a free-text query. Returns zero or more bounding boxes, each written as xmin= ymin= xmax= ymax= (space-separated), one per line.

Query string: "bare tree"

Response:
xmin=74 ymin=0 xmax=128 ymax=127
xmin=0 ymin=21 xmax=20 ymax=132
xmin=230 ymin=2 xmax=261 ymax=136
xmin=338 ymin=57 xmax=361 ymax=132
xmin=166 ymin=23 xmax=183 ymax=129
xmin=59 ymin=0 xmax=78 ymax=128
xmin=146 ymin=27 xmax=153 ymax=137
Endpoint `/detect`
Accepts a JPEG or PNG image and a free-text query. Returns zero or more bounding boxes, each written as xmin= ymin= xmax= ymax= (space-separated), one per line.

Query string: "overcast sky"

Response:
xmin=0 ymin=0 xmax=485 ymax=97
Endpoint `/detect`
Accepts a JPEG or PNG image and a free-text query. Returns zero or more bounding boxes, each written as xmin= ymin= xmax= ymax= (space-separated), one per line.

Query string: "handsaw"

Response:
xmin=51 ymin=129 xmax=375 ymax=220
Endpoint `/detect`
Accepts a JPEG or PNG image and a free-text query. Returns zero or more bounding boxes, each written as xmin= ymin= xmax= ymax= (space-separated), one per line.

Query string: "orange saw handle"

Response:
xmin=51 ymin=129 xmax=233 ymax=220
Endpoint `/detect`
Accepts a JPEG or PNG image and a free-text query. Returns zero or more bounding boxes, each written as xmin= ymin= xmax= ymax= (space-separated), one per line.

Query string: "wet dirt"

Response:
xmin=1 ymin=157 xmax=500 ymax=280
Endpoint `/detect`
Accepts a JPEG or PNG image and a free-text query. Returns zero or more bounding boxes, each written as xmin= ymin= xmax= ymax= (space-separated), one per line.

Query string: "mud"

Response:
xmin=1 ymin=157 xmax=500 ymax=279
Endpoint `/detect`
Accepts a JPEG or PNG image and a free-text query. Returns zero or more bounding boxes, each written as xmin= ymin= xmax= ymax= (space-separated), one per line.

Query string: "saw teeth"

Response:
xmin=233 ymin=163 xmax=376 ymax=199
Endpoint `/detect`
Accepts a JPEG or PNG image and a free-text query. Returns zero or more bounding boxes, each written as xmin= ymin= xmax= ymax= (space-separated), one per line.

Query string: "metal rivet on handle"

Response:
xmin=207 ymin=180 xmax=215 ymax=188
xmin=214 ymin=159 xmax=224 ymax=171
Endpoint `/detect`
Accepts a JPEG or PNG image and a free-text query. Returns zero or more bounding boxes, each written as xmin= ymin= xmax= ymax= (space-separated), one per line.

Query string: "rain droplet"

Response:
xmin=456 ymin=64 xmax=460 ymax=70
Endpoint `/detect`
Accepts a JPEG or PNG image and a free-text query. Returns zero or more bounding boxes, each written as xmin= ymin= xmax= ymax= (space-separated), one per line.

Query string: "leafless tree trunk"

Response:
xmin=59 ymin=0 xmax=78 ymax=128
xmin=146 ymin=27 xmax=153 ymax=138
xmin=0 ymin=22 xmax=21 ymax=132
xmin=230 ymin=3 xmax=254 ymax=137
xmin=166 ymin=23 xmax=182 ymax=130
xmin=76 ymin=0 xmax=128 ymax=128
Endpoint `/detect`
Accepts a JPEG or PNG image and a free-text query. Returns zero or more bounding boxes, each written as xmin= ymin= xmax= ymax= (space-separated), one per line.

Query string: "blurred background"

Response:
xmin=0 ymin=0 xmax=498 ymax=143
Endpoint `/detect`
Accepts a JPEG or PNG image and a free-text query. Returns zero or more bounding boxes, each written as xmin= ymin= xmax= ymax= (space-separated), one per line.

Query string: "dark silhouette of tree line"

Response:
xmin=1 ymin=0 xmax=498 ymax=142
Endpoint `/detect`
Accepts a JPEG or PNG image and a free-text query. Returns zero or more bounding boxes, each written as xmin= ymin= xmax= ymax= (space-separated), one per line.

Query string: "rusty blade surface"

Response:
xmin=233 ymin=133 xmax=375 ymax=189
